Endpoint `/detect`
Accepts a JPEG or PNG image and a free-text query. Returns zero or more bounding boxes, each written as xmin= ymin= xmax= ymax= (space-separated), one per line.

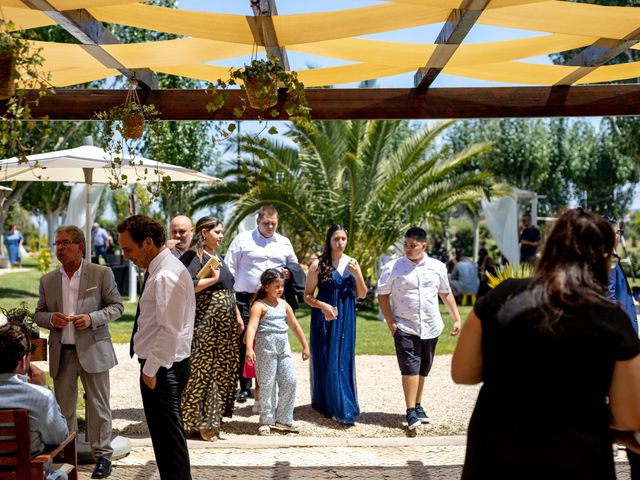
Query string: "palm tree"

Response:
xmin=195 ymin=120 xmax=495 ymax=276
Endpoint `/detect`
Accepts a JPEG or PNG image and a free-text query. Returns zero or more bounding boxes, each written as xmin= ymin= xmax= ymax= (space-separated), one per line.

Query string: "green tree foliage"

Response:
xmin=567 ymin=120 xmax=639 ymax=216
xmin=447 ymin=118 xmax=571 ymax=214
xmin=551 ymin=0 xmax=640 ymax=181
xmin=447 ymin=118 xmax=639 ymax=216
xmin=194 ymin=120 xmax=495 ymax=274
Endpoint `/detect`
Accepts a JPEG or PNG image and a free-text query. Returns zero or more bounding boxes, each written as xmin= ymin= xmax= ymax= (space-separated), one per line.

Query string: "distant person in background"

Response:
xmin=605 ymin=215 xmax=638 ymax=334
xmin=428 ymin=238 xmax=449 ymax=265
xmin=476 ymin=248 xmax=497 ymax=298
xmin=446 ymin=247 xmax=462 ymax=275
xmin=92 ymin=223 xmax=110 ymax=264
xmin=167 ymin=215 xmax=193 ymax=259
xmin=5 ymin=224 xmax=24 ymax=270
xmin=519 ymin=213 xmax=541 ymax=265
xmin=450 ymin=253 xmax=479 ymax=302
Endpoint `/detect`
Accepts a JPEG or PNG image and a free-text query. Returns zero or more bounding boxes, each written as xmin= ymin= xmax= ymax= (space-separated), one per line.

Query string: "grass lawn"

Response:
xmin=0 ymin=260 xmax=470 ymax=356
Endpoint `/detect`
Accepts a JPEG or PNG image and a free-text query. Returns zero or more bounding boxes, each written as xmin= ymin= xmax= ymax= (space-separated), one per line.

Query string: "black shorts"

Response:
xmin=393 ymin=329 xmax=438 ymax=376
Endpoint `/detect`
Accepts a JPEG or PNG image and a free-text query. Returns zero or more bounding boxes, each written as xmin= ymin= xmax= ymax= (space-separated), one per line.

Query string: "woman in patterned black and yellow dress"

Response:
xmin=180 ymin=216 xmax=244 ymax=441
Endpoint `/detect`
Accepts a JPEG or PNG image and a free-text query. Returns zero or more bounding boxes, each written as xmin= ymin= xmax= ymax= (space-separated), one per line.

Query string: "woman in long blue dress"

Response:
xmin=5 ymin=224 xmax=24 ymax=269
xmin=304 ymin=225 xmax=368 ymax=424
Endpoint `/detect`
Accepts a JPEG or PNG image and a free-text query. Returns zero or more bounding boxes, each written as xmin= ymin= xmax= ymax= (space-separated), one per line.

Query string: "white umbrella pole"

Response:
xmin=83 ymin=169 xmax=92 ymax=261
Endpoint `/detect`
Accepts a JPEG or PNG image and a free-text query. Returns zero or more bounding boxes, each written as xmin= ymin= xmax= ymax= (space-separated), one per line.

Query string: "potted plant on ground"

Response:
xmin=1 ymin=301 xmax=46 ymax=360
xmin=207 ymin=54 xmax=311 ymax=140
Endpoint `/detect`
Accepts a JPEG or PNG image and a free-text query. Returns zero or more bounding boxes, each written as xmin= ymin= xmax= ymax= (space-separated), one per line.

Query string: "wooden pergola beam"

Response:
xmin=248 ymin=0 xmax=290 ymax=70
xmin=414 ymin=0 xmax=490 ymax=90
xmin=20 ymin=0 xmax=158 ymax=89
xmin=556 ymin=28 xmax=640 ymax=85
xmin=9 ymin=84 xmax=640 ymax=120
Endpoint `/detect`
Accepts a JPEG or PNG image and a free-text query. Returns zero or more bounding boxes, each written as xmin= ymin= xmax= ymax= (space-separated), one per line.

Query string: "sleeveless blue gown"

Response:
xmin=309 ymin=267 xmax=360 ymax=424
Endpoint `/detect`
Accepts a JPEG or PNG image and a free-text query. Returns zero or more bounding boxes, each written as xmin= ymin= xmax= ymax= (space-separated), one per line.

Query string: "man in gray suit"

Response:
xmin=34 ymin=225 xmax=123 ymax=479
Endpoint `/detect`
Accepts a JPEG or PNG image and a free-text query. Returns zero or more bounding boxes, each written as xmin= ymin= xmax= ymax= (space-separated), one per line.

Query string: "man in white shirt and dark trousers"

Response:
xmin=378 ymin=227 xmax=461 ymax=431
xmin=225 ymin=206 xmax=300 ymax=402
xmin=34 ymin=225 xmax=123 ymax=479
xmin=117 ymin=215 xmax=195 ymax=480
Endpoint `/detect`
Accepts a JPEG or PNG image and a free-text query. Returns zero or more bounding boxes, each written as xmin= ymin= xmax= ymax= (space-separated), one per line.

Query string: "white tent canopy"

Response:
xmin=481 ymin=188 xmax=537 ymax=266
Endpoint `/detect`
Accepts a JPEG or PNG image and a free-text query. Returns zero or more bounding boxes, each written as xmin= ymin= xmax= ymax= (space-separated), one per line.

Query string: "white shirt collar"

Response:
xmin=147 ymin=248 xmax=171 ymax=277
xmin=59 ymin=259 xmax=83 ymax=278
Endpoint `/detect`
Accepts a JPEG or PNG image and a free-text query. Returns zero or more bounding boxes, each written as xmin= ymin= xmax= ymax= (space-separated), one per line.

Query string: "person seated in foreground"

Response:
xmin=0 ymin=323 xmax=69 ymax=480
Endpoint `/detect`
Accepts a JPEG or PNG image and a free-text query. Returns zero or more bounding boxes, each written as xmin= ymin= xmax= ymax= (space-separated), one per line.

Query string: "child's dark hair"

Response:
xmin=253 ymin=268 xmax=284 ymax=303
xmin=405 ymin=227 xmax=427 ymax=243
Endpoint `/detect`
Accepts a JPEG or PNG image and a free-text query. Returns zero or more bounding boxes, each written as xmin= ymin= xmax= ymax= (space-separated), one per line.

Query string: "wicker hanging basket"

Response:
xmin=119 ymin=82 xmax=146 ymax=139
xmin=123 ymin=114 xmax=144 ymax=139
xmin=0 ymin=53 xmax=15 ymax=100
xmin=244 ymin=75 xmax=278 ymax=110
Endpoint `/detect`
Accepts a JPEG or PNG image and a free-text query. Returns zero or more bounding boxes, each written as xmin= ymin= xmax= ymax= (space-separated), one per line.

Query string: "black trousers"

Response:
xmin=236 ymin=291 xmax=254 ymax=393
xmin=629 ymin=448 xmax=640 ymax=480
xmin=140 ymin=357 xmax=191 ymax=480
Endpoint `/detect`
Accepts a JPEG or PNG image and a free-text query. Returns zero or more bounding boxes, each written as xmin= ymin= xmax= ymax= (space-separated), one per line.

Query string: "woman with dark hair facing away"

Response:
xmin=180 ymin=216 xmax=244 ymax=441
xmin=452 ymin=208 xmax=640 ymax=480
xmin=304 ymin=225 xmax=368 ymax=425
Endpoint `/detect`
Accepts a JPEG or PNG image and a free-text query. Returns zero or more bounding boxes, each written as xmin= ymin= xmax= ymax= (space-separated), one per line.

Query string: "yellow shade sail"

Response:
xmin=0 ymin=1 xmax=639 ymax=89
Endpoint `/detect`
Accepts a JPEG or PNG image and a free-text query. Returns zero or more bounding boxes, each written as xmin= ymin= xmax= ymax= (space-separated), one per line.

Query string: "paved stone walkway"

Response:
xmin=74 ymin=437 xmax=633 ymax=480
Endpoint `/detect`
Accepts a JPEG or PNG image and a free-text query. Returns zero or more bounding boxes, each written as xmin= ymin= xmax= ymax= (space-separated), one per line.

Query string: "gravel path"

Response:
xmin=104 ymin=344 xmax=480 ymax=438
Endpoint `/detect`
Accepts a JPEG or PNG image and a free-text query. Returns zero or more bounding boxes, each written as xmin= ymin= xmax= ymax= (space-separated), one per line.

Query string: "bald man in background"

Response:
xmin=166 ymin=216 xmax=193 ymax=259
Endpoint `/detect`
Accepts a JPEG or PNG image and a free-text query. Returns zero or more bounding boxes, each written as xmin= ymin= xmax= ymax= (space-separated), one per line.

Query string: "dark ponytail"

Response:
xmin=252 ymin=268 xmax=284 ymax=304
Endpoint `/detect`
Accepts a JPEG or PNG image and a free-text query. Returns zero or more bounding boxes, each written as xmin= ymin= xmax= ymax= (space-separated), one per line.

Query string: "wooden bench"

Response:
xmin=0 ymin=409 xmax=77 ymax=480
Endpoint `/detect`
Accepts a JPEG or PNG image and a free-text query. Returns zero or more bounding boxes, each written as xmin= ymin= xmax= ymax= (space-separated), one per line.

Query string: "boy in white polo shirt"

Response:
xmin=378 ymin=227 xmax=461 ymax=430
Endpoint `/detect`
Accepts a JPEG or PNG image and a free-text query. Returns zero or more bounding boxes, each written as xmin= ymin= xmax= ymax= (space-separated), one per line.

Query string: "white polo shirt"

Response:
xmin=377 ymin=255 xmax=451 ymax=339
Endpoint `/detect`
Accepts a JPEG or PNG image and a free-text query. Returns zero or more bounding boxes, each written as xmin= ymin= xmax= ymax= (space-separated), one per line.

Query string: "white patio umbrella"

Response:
xmin=0 ymin=145 xmax=219 ymax=255
xmin=0 ymin=145 xmax=220 ymax=300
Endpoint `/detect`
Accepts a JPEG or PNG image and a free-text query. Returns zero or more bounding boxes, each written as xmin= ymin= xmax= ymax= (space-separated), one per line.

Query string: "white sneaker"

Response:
xmin=273 ymin=422 xmax=300 ymax=433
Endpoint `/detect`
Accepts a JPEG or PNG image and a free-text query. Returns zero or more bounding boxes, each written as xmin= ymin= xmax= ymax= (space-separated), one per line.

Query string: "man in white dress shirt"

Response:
xmin=225 ymin=205 xmax=299 ymax=402
xmin=34 ymin=225 xmax=123 ymax=479
xmin=378 ymin=227 xmax=461 ymax=431
xmin=117 ymin=215 xmax=195 ymax=480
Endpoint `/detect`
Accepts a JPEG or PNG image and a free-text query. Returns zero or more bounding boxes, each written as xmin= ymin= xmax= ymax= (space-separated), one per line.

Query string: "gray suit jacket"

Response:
xmin=34 ymin=262 xmax=124 ymax=378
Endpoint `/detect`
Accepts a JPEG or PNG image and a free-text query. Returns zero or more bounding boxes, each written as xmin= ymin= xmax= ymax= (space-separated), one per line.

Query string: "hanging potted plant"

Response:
xmin=0 ymin=19 xmax=51 ymax=165
xmin=95 ymin=81 xmax=158 ymax=140
xmin=94 ymin=82 xmax=163 ymax=192
xmin=207 ymin=54 xmax=311 ymax=140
